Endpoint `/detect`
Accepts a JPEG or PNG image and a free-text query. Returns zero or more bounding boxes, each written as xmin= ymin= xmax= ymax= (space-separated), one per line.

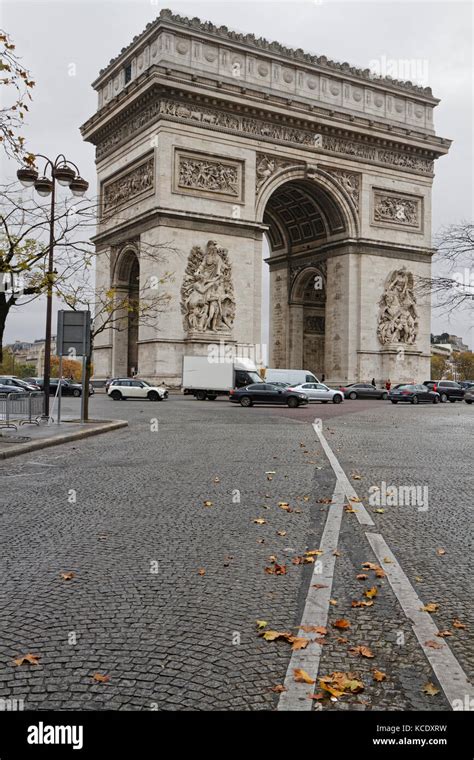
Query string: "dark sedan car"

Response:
xmin=35 ymin=379 xmax=94 ymax=397
xmin=389 ymin=384 xmax=440 ymax=404
xmin=229 ymin=383 xmax=308 ymax=408
xmin=339 ymin=383 xmax=388 ymax=400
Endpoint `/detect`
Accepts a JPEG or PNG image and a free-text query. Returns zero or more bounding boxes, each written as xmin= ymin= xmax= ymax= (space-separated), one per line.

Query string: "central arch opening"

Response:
xmin=260 ymin=174 xmax=355 ymax=381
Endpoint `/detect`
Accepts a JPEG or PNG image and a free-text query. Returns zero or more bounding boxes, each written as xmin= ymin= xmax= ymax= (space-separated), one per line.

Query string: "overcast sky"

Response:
xmin=2 ymin=0 xmax=473 ymax=348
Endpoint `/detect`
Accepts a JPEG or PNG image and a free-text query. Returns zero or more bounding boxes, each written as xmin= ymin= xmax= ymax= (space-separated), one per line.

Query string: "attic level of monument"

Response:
xmin=94 ymin=9 xmax=436 ymax=100
xmin=82 ymin=9 xmax=452 ymax=151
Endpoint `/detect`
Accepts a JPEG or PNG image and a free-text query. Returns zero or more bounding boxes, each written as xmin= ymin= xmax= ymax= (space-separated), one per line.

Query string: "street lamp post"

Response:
xmin=17 ymin=155 xmax=88 ymax=418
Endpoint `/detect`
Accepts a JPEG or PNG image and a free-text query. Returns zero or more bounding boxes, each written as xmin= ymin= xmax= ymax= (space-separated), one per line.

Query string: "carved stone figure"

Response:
xmin=102 ymin=157 xmax=154 ymax=213
xmin=181 ymin=241 xmax=236 ymax=333
xmin=377 ymin=269 xmax=418 ymax=345
xmin=178 ymin=156 xmax=240 ymax=196
xmin=373 ymin=194 xmax=419 ymax=226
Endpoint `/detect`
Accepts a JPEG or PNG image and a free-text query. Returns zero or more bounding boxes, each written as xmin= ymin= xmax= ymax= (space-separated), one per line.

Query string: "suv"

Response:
xmin=423 ymin=380 xmax=465 ymax=403
xmin=108 ymin=379 xmax=168 ymax=401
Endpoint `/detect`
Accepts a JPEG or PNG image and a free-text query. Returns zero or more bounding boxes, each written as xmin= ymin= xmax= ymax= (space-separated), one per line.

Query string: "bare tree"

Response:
xmin=0 ymin=183 xmax=95 ymax=362
xmin=418 ymin=222 xmax=474 ymax=312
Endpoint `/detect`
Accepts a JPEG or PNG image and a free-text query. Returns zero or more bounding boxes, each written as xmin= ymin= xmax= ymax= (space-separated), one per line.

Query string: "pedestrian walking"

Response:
xmin=385 ymin=379 xmax=391 ymax=391
xmin=321 ymin=374 xmax=325 ymax=382
xmin=371 ymin=377 xmax=376 ymax=387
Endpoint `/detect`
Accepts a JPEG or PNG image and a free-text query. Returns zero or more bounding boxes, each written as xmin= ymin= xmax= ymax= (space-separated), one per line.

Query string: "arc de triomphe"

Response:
xmin=81 ymin=9 xmax=451 ymax=385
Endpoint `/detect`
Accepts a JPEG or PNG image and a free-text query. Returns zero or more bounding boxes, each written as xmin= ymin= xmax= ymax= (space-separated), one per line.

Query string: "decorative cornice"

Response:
xmin=88 ymin=90 xmax=438 ymax=177
xmin=97 ymin=9 xmax=434 ymax=98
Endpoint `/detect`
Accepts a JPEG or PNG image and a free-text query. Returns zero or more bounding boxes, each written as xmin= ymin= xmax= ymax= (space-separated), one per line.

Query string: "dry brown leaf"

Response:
xmin=333 ymin=550 xmax=341 ymax=557
xmin=13 ymin=653 xmax=40 ymax=666
xmin=317 ymin=498 xmax=333 ymax=504
xmin=436 ymin=630 xmax=453 ymax=638
xmin=311 ymin=583 xmax=328 ymax=589
xmin=422 ymin=682 xmax=440 ymax=696
xmin=320 ymin=671 xmax=364 ymax=696
xmin=349 ymin=645 xmax=374 ymax=658
xmin=373 ymin=669 xmax=387 ymax=682
xmin=253 ymin=518 xmax=266 ymax=525
xmin=213 ymin=476 xmax=220 ymax=483
xmin=60 ymin=571 xmax=75 ymax=581
xmin=436 ymin=548 xmax=446 ymax=556
xmin=452 ymin=619 xmax=466 ymax=629
xmin=333 ymin=619 xmax=351 ymax=629
xmin=351 ymin=473 xmax=362 ymax=480
xmin=294 ymin=668 xmax=315 ymax=684
xmin=270 ymin=684 xmax=286 ymax=693
xmin=425 ymin=639 xmax=443 ymax=649
xmin=350 ymin=497 xmax=362 ymax=503
xmin=300 ymin=625 xmax=327 ymax=635
xmin=375 ymin=568 xmax=386 ymax=578
xmin=337 ymin=637 xmax=348 ymax=644
xmin=356 ymin=574 xmax=368 ymax=581
xmin=365 ymin=587 xmax=378 ymax=599
xmin=351 ymin=600 xmax=374 ymax=608
xmin=291 ymin=637 xmax=310 ymax=651
xmin=264 ymin=563 xmax=287 ymax=575
xmin=276 ymin=530 xmax=287 ymax=537
xmin=261 ymin=630 xmax=292 ymax=642
xmin=203 ymin=500 xmax=213 ymax=507
xmin=421 ymin=603 xmax=439 ymax=613
xmin=305 ymin=549 xmax=323 ymax=556
xmin=92 ymin=673 xmax=110 ymax=683
xmin=329 ymin=599 xmax=338 ymax=606
xmin=362 ymin=562 xmax=379 ymax=570
xmin=197 ymin=568 xmax=206 ymax=576
xmin=256 ymin=620 xmax=268 ymax=629
xmin=257 ymin=538 xmax=265 ymax=544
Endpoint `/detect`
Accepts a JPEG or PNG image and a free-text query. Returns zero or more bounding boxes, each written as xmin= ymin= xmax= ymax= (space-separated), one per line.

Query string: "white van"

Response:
xmin=264 ymin=368 xmax=319 ymax=386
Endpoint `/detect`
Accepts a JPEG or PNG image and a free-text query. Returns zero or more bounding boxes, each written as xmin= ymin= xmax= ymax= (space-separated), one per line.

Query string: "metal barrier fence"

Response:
xmin=0 ymin=392 xmax=45 ymax=430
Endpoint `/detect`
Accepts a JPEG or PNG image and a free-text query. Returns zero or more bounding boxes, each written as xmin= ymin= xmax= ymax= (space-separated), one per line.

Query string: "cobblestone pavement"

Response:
xmin=0 ymin=394 xmax=471 ymax=711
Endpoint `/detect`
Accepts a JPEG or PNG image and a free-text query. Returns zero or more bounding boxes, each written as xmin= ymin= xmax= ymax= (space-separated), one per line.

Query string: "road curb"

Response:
xmin=0 ymin=420 xmax=128 ymax=460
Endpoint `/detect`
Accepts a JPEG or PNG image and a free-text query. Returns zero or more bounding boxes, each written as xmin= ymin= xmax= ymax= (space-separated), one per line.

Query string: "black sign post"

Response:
xmin=56 ymin=311 xmax=91 ymax=424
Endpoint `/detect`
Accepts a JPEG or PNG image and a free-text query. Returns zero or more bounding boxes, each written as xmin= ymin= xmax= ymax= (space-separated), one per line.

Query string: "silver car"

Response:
xmin=288 ymin=382 xmax=344 ymax=404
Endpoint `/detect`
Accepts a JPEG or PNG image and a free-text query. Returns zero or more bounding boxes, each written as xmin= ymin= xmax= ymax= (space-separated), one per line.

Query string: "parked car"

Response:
xmin=0 ymin=383 xmax=23 ymax=394
xmin=229 ymin=383 xmax=308 ymax=408
xmin=339 ymin=383 xmax=388 ymax=400
xmin=464 ymin=388 xmax=474 ymax=404
xmin=287 ymin=382 xmax=343 ymax=404
xmin=0 ymin=375 xmax=40 ymax=392
xmin=34 ymin=378 xmax=94 ymax=397
xmin=108 ymin=379 xmax=168 ymax=401
xmin=459 ymin=381 xmax=474 ymax=389
xmin=389 ymin=384 xmax=440 ymax=404
xmin=423 ymin=380 xmax=465 ymax=403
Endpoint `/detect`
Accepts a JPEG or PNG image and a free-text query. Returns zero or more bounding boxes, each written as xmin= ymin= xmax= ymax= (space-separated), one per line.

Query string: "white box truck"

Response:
xmin=182 ymin=356 xmax=262 ymax=400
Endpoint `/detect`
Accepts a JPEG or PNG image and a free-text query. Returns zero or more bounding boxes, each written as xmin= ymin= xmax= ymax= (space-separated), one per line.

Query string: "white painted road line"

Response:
xmin=278 ymin=484 xmax=345 ymax=711
xmin=312 ymin=422 xmax=374 ymax=527
xmin=366 ymin=532 xmax=474 ymax=707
